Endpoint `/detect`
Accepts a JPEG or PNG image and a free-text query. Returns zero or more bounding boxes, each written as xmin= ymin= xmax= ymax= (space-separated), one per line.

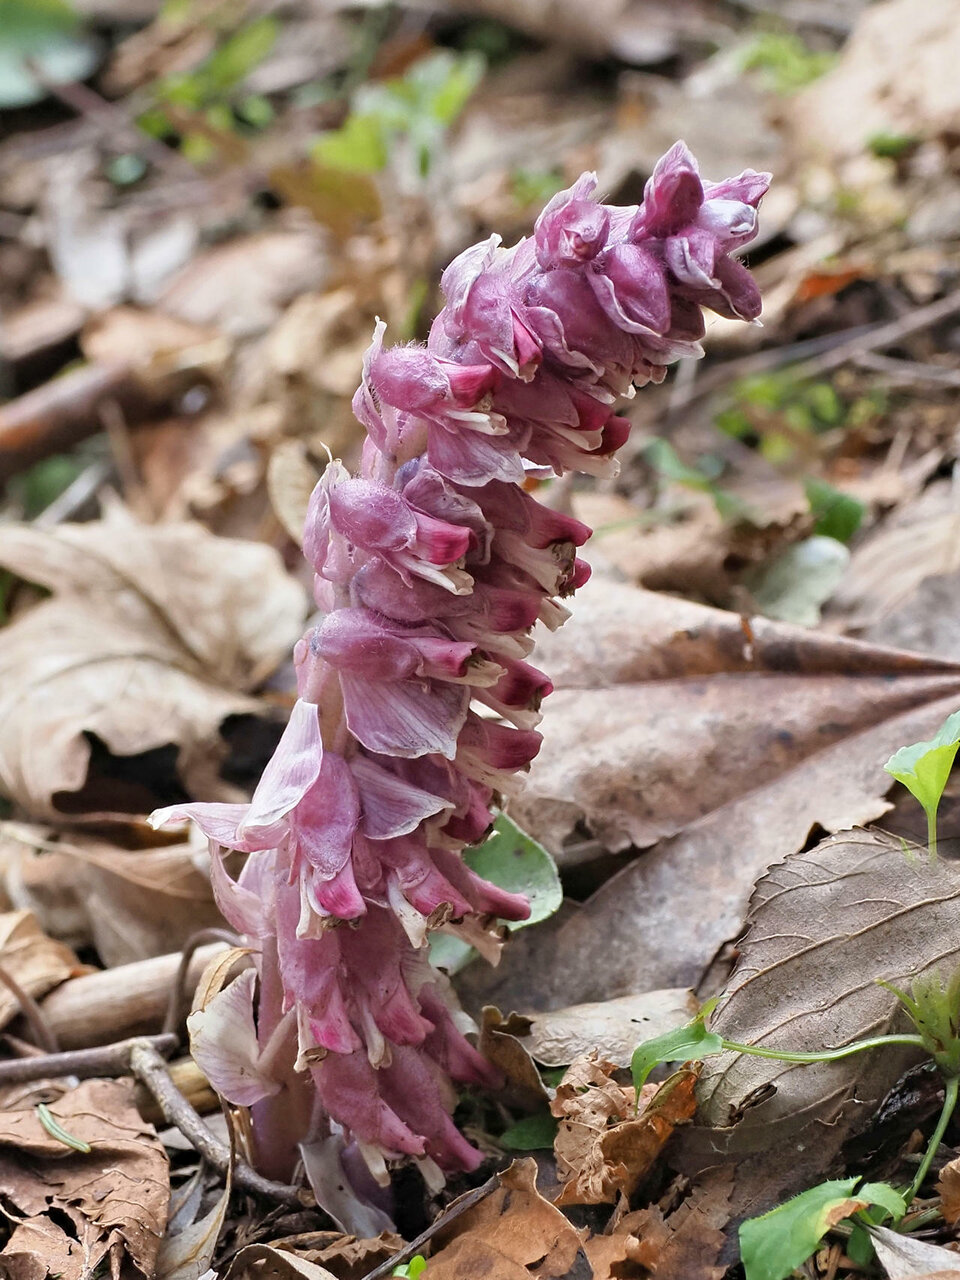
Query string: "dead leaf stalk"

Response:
xmin=0 ymin=960 xmax=60 ymax=1053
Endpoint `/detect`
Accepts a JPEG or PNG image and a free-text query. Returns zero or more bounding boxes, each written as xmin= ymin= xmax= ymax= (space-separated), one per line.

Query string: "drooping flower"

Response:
xmin=152 ymin=142 xmax=769 ymax=1209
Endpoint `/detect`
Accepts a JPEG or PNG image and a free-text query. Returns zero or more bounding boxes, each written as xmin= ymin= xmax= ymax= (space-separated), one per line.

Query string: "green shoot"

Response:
xmin=739 ymin=1178 xmax=905 ymax=1280
xmin=36 ymin=1103 xmax=92 ymax=1153
xmin=392 ymin=1256 xmax=427 ymax=1278
xmin=884 ymin=709 xmax=960 ymax=857
xmin=631 ymin=1000 xmax=924 ymax=1096
xmin=500 ymin=1110 xmax=558 ymax=1151
xmin=804 ymin=478 xmax=864 ymax=544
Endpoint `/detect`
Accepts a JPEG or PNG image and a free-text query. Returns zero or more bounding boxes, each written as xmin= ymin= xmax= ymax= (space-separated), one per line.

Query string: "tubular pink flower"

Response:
xmin=151 ymin=141 xmax=769 ymax=1204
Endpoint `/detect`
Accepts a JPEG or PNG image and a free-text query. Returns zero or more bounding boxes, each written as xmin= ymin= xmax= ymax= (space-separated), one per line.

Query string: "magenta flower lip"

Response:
xmin=152 ymin=141 xmax=769 ymax=1190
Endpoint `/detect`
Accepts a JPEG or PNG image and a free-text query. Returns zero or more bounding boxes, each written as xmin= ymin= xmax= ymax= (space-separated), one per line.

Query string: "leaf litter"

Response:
xmin=7 ymin=0 xmax=960 ymax=1277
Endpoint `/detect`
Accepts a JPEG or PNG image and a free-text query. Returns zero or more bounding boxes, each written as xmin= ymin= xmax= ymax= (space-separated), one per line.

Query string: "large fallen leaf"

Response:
xmin=674 ymin=829 xmax=960 ymax=1212
xmin=0 ymin=820 xmax=221 ymax=965
xmin=520 ymin=989 xmax=697 ymax=1068
xmin=0 ymin=908 xmax=83 ymax=1027
xmin=0 ymin=1078 xmax=169 ymax=1278
xmin=425 ymin=1158 xmax=585 ymax=1280
xmin=551 ymin=1055 xmax=698 ymax=1205
xmin=463 ymin=577 xmax=960 ymax=1009
xmin=0 ymin=507 xmax=306 ymax=818
xmin=225 ymin=1245 xmax=337 ymax=1280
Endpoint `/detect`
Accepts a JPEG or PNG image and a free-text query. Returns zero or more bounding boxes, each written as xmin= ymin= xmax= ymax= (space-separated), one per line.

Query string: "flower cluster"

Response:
xmin=153 ymin=142 xmax=768 ymax=1202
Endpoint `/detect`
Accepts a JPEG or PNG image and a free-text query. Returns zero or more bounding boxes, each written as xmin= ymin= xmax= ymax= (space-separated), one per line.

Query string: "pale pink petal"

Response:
xmin=187 ymin=969 xmax=280 ymax=1107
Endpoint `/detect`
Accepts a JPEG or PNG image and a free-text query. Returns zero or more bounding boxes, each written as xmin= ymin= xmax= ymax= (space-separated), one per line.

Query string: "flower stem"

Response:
xmin=927 ymin=806 xmax=939 ymax=860
xmin=720 ymin=1033 xmax=926 ymax=1065
xmin=906 ymin=1073 xmax=958 ymax=1206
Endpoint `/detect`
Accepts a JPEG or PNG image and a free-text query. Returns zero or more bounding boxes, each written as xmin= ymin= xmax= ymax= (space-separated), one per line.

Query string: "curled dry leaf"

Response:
xmin=0 ymin=1078 xmax=168 ymax=1279
xmin=585 ymin=1166 xmax=733 ymax=1280
xmin=157 ymin=1175 xmax=231 ymax=1280
xmin=425 ymin=1157 xmax=585 ymax=1280
xmin=0 ymin=908 xmax=83 ymax=1029
xmin=464 ymin=577 xmax=960 ymax=1010
xmin=477 ymin=1006 xmax=551 ymax=1109
xmin=224 ymin=1245 xmax=337 ymax=1280
xmin=675 ymin=829 xmax=960 ymax=1213
xmin=551 ymin=1053 xmax=699 ymax=1206
xmin=0 ymin=507 xmax=306 ymax=819
xmin=252 ymin=1231 xmax=403 ymax=1280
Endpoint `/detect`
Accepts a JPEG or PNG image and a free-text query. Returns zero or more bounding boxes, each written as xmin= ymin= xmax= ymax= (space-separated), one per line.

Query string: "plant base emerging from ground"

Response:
xmin=152 ymin=142 xmax=769 ymax=1216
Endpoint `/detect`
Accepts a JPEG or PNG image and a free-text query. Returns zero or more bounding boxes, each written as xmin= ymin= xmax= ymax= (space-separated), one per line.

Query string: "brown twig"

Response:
xmin=0 ymin=963 xmax=59 ymax=1053
xmin=128 ymin=1039 xmax=307 ymax=1207
xmin=362 ymin=1173 xmax=501 ymax=1280
xmin=163 ymin=928 xmax=241 ymax=1039
xmin=666 ymin=285 xmax=960 ymax=422
xmin=0 ymin=1032 xmax=178 ymax=1084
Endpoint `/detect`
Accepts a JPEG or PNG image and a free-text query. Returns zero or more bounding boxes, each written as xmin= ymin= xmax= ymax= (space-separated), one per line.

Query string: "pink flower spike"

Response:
xmin=150 ymin=699 xmax=322 ymax=851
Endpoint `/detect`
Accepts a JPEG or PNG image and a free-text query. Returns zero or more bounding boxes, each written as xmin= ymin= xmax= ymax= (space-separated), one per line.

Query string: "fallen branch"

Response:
xmin=0 ymin=1032 xmax=179 ymax=1085
xmin=128 ymin=1039 xmax=307 ymax=1207
xmin=36 ymin=942 xmax=226 ymax=1049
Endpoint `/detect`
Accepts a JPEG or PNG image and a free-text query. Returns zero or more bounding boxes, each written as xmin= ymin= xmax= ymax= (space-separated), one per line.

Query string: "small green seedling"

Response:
xmin=884 ymin=709 xmax=960 ymax=857
xmin=630 ymin=998 xmax=923 ymax=1097
xmin=500 ymin=1110 xmax=558 ymax=1151
xmin=392 ymin=1255 xmax=427 ymax=1278
xmin=739 ymin=1177 xmax=905 ymax=1280
xmin=804 ymin=478 xmax=864 ymax=544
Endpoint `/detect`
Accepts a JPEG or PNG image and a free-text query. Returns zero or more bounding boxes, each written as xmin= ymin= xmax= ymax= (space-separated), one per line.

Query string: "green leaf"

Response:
xmin=0 ymin=0 xmax=100 ymax=110
xmin=631 ymin=999 xmax=722 ymax=1092
xmin=739 ymin=1178 xmax=903 ymax=1280
xmin=884 ymin=709 xmax=960 ymax=821
xmin=203 ymin=16 xmax=277 ymax=93
xmin=428 ymin=814 xmax=561 ymax=975
xmin=744 ymin=536 xmax=850 ymax=627
xmin=312 ymin=113 xmax=388 ymax=174
xmin=392 ymin=1255 xmax=428 ymax=1278
xmin=804 ymin=478 xmax=864 ymax=544
xmin=500 ymin=1111 xmax=558 ymax=1151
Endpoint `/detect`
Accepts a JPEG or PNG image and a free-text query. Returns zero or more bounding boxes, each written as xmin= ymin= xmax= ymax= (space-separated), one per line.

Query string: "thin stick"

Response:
xmin=128 ymin=1039 xmax=306 ymax=1207
xmin=0 ymin=963 xmax=59 ymax=1053
xmin=164 ymin=928 xmax=241 ymax=1038
xmin=666 ymin=286 xmax=960 ymax=420
xmin=362 ymin=1174 xmax=500 ymax=1280
xmin=0 ymin=1032 xmax=179 ymax=1085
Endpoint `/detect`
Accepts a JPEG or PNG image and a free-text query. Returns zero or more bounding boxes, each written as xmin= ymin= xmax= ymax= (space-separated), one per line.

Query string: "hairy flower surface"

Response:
xmin=153 ymin=140 xmax=769 ymax=1207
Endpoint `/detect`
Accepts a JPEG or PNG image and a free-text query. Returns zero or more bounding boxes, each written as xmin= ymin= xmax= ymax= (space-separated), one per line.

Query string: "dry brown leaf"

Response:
xmin=261 ymin=1231 xmax=403 ymax=1280
xmin=225 ymin=1245 xmax=338 ymax=1280
xmin=675 ymin=829 xmax=960 ymax=1214
xmin=462 ymin=577 xmax=960 ymax=1010
xmin=0 ymin=1215 xmax=85 ymax=1280
xmin=938 ymin=1156 xmax=960 ymax=1225
xmin=792 ymin=0 xmax=960 ymax=162
xmin=0 ymin=507 xmax=305 ymax=818
xmin=158 ymin=229 xmax=330 ymax=338
xmin=595 ymin=1167 xmax=733 ymax=1280
xmin=0 ymin=1078 xmax=169 ymax=1279
xmin=870 ymin=1225 xmax=960 ymax=1277
xmin=551 ymin=1054 xmax=698 ymax=1205
xmin=521 ymin=990 xmax=697 ymax=1068
xmin=0 ymin=908 xmax=82 ymax=1028
xmin=477 ymin=1006 xmax=551 ymax=1109
xmin=426 ymin=1157 xmax=585 ymax=1280
xmin=157 ymin=1174 xmax=230 ymax=1280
